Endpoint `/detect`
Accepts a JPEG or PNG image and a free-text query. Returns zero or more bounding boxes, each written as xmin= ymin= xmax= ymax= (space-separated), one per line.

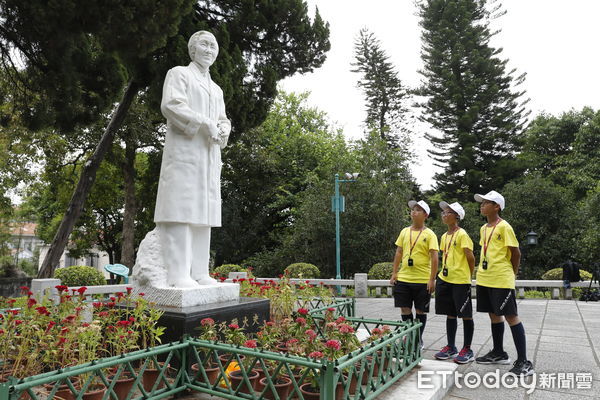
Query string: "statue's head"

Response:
xmin=188 ymin=31 xmax=219 ymax=70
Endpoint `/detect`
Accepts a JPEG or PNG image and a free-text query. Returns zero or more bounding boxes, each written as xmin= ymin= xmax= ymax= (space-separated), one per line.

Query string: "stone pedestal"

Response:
xmin=132 ymin=283 xmax=239 ymax=308
xmin=155 ymin=297 xmax=270 ymax=345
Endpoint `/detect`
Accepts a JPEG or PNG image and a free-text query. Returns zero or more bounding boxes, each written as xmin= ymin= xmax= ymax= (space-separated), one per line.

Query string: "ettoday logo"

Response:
xmin=418 ymin=369 xmax=537 ymax=394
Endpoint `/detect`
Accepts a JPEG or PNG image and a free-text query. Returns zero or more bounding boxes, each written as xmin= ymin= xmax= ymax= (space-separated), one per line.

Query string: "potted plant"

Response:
xmin=191 ymin=318 xmax=220 ymax=386
xmin=226 ymin=340 xmax=260 ymax=394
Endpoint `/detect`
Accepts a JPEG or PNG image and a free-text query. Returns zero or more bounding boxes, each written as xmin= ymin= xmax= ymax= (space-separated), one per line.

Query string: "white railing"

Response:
xmin=226 ymin=273 xmax=599 ymax=300
xmin=29 ymin=275 xmax=598 ymax=302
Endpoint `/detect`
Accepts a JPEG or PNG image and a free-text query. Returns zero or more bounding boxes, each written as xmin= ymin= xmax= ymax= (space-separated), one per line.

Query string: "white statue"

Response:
xmin=154 ymin=31 xmax=231 ymax=288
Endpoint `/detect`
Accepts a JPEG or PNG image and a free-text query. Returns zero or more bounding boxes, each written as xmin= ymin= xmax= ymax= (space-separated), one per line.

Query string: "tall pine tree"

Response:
xmin=351 ymin=28 xmax=409 ymax=148
xmin=418 ymin=0 xmax=529 ymax=198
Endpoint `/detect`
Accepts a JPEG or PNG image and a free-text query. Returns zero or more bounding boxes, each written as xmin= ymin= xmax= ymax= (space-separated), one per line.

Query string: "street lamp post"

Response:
xmin=520 ymin=230 xmax=539 ymax=278
xmin=332 ymin=173 xmax=359 ymax=291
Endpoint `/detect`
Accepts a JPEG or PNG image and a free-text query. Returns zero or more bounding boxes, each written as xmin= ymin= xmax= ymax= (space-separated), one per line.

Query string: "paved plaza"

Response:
xmin=355 ymin=297 xmax=600 ymax=399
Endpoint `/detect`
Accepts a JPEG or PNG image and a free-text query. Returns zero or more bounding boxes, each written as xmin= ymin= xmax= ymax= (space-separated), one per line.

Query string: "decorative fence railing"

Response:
xmin=0 ymin=298 xmax=422 ymax=400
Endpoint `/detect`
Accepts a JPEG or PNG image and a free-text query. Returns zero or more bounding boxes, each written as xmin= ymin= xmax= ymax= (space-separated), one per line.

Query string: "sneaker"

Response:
xmin=434 ymin=345 xmax=458 ymax=360
xmin=454 ymin=347 xmax=474 ymax=364
xmin=508 ymin=359 xmax=534 ymax=376
xmin=475 ymin=349 xmax=511 ymax=365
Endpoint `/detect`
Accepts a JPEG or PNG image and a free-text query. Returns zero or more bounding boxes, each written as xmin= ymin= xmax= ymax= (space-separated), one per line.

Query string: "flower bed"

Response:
xmin=0 ymin=293 xmax=422 ymax=400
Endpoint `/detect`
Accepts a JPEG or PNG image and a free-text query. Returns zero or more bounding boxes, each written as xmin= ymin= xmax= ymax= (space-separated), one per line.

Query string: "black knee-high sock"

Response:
xmin=416 ymin=314 xmax=427 ymax=341
xmin=463 ymin=319 xmax=474 ymax=348
xmin=446 ymin=318 xmax=457 ymax=348
xmin=401 ymin=313 xmax=414 ymax=322
xmin=491 ymin=322 xmax=505 ymax=353
xmin=510 ymin=322 xmax=527 ymax=361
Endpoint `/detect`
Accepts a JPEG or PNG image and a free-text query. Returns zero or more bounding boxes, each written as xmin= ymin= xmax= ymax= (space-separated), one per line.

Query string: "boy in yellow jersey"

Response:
xmin=390 ymin=200 xmax=439 ymax=348
xmin=473 ymin=190 xmax=534 ymax=376
xmin=433 ymin=201 xmax=476 ymax=364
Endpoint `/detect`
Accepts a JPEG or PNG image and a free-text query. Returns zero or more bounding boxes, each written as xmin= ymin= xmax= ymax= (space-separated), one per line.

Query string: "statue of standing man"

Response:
xmin=154 ymin=31 xmax=231 ymax=288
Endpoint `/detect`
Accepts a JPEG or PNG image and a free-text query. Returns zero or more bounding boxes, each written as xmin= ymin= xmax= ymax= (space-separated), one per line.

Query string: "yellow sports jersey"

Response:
xmin=438 ymin=228 xmax=473 ymax=285
xmin=476 ymin=219 xmax=519 ymax=289
xmin=395 ymin=227 xmax=439 ymax=284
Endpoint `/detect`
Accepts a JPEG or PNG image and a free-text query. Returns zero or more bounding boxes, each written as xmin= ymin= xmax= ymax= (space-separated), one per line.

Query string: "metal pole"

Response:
xmin=335 ymin=174 xmax=341 ymax=282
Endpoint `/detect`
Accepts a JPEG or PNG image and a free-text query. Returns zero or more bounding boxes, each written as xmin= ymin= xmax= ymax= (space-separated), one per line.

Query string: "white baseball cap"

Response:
xmin=474 ymin=190 xmax=505 ymax=210
xmin=408 ymin=200 xmax=430 ymax=215
xmin=439 ymin=201 xmax=466 ymax=220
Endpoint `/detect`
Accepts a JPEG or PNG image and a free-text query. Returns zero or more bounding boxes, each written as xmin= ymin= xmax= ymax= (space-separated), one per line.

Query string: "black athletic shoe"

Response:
xmin=508 ymin=359 xmax=534 ymax=376
xmin=475 ymin=349 xmax=511 ymax=365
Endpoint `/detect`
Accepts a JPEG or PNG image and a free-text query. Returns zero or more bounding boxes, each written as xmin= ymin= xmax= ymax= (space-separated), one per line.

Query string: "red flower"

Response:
xmin=201 ymin=318 xmax=215 ymax=326
xmin=266 ymin=321 xmax=275 ymax=327
xmin=338 ymin=324 xmax=354 ymax=334
xmin=129 ymin=316 xmax=136 ymax=322
xmin=297 ymin=308 xmax=309 ymax=316
xmin=36 ymin=306 xmax=50 ymax=315
xmin=20 ymin=286 xmax=30 ymax=294
xmin=0 ymin=329 xmax=4 ymax=335
xmin=309 ymin=351 xmax=324 ymax=359
xmin=27 ymin=298 xmax=37 ymax=308
xmin=286 ymin=338 xmax=299 ymax=346
xmin=7 ymin=309 xmax=19 ymax=316
xmin=107 ymin=302 xmax=116 ymax=308
xmin=244 ymin=340 xmax=258 ymax=348
xmin=14 ymin=320 xmax=23 ymax=325
xmin=57 ymin=337 xmax=67 ymax=345
xmin=219 ymin=277 xmax=226 ymax=282
xmin=295 ymin=317 xmax=306 ymax=326
xmin=335 ymin=316 xmax=346 ymax=323
xmin=82 ymin=323 xmax=90 ymax=328
xmin=327 ymin=307 xmax=336 ymax=312
xmin=92 ymin=302 xmax=103 ymax=308
xmin=139 ymin=293 xmax=145 ymax=297
xmin=55 ymin=285 xmax=68 ymax=293
xmin=77 ymin=287 xmax=87 ymax=295
xmin=45 ymin=321 xmax=56 ymax=333
xmin=116 ymin=292 xmax=124 ymax=299
xmin=325 ymin=340 xmax=341 ymax=351
xmin=228 ymin=323 xmax=239 ymax=330
xmin=371 ymin=328 xmax=382 ymax=335
xmin=7 ymin=299 xmax=16 ymax=305
xmin=116 ymin=320 xmax=131 ymax=327
xmin=126 ymin=287 xmax=133 ymax=295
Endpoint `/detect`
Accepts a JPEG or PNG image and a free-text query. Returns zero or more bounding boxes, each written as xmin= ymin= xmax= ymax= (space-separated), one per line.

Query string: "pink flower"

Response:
xmin=371 ymin=328 xmax=382 ymax=335
xmin=308 ymin=351 xmax=324 ymax=359
xmin=228 ymin=323 xmax=239 ymax=330
xmin=296 ymin=317 xmax=306 ymax=326
xmin=266 ymin=321 xmax=275 ymax=327
xmin=325 ymin=340 xmax=341 ymax=351
xmin=327 ymin=307 xmax=336 ymax=312
xmin=201 ymin=318 xmax=215 ymax=326
xmin=338 ymin=324 xmax=354 ymax=334
xmin=305 ymin=329 xmax=318 ymax=340
xmin=244 ymin=340 xmax=258 ymax=348
xmin=98 ymin=311 xmax=109 ymax=317
xmin=297 ymin=308 xmax=309 ymax=316
xmin=335 ymin=316 xmax=346 ymax=323
xmin=286 ymin=338 xmax=299 ymax=346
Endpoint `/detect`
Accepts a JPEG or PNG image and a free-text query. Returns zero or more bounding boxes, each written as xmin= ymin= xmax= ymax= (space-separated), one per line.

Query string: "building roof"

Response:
xmin=9 ymin=222 xmax=38 ymax=237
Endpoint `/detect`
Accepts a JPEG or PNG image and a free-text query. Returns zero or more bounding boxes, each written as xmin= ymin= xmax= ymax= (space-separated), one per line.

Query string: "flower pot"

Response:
xmin=81 ymin=385 xmax=106 ymax=400
xmin=228 ymin=369 xmax=260 ymax=394
xmin=256 ymin=376 xmax=293 ymax=400
xmin=299 ymin=382 xmax=344 ymax=400
xmin=218 ymin=353 xmax=245 ymax=369
xmin=142 ymin=363 xmax=170 ymax=393
xmin=44 ymin=382 xmax=77 ymax=400
xmin=191 ymin=362 xmax=220 ymax=386
xmin=108 ymin=373 xmax=135 ymax=400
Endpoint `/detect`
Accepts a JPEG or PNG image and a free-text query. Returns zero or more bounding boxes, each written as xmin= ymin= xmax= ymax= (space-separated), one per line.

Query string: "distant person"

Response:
xmin=390 ymin=200 xmax=439 ymax=349
xmin=433 ymin=201 xmax=476 ymax=364
xmin=474 ymin=190 xmax=534 ymax=376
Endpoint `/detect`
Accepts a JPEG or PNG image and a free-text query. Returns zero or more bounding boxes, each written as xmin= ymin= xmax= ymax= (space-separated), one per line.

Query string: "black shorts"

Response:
xmin=393 ymin=281 xmax=430 ymax=312
xmin=435 ymin=277 xmax=473 ymax=318
xmin=476 ymin=285 xmax=518 ymax=316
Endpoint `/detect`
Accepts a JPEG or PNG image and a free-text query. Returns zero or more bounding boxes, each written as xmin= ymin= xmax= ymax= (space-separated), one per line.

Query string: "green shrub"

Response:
xmin=284 ymin=263 xmax=320 ymax=279
xmin=368 ymin=262 xmax=393 ymax=280
xmin=541 ymin=267 xmax=592 ymax=281
xmin=54 ymin=265 xmax=106 ymax=286
xmin=523 ymin=290 xmax=550 ymax=299
xmin=213 ymin=264 xmax=252 ymax=278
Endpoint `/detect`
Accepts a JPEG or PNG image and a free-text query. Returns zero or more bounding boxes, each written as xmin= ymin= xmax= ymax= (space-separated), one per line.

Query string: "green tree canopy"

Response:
xmin=418 ymin=0 xmax=529 ymax=200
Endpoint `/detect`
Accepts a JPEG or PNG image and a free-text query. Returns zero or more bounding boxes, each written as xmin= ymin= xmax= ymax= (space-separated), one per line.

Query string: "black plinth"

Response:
xmin=156 ymin=297 xmax=270 ymax=345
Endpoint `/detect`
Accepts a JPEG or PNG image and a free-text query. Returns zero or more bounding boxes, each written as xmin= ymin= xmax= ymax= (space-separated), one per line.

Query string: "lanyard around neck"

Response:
xmin=483 ymin=218 xmax=502 ymax=257
xmin=443 ymin=228 xmax=459 ymax=267
xmin=409 ymin=227 xmax=425 ymax=256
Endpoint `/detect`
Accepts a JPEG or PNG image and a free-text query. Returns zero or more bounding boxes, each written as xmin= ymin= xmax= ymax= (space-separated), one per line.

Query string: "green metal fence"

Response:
xmin=0 ymin=298 xmax=421 ymax=400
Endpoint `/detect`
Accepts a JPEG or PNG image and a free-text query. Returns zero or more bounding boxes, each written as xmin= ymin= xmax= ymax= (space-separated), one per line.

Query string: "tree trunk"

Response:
xmin=37 ymin=80 xmax=139 ymax=278
xmin=120 ymin=136 xmax=137 ymax=271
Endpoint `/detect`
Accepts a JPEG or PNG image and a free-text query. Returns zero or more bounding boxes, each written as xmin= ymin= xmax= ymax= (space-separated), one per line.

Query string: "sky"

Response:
xmin=281 ymin=0 xmax=600 ymax=189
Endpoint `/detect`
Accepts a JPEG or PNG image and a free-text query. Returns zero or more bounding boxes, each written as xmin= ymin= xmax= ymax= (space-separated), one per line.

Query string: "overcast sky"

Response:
xmin=281 ymin=0 xmax=600 ymax=189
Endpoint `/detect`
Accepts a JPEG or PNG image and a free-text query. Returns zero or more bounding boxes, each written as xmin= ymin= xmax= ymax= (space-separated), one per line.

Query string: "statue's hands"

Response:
xmin=206 ymin=122 xmax=221 ymax=144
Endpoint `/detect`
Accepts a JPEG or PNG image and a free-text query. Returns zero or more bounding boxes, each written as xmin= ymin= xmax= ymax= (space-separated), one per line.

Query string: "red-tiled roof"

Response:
xmin=9 ymin=222 xmax=37 ymax=237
